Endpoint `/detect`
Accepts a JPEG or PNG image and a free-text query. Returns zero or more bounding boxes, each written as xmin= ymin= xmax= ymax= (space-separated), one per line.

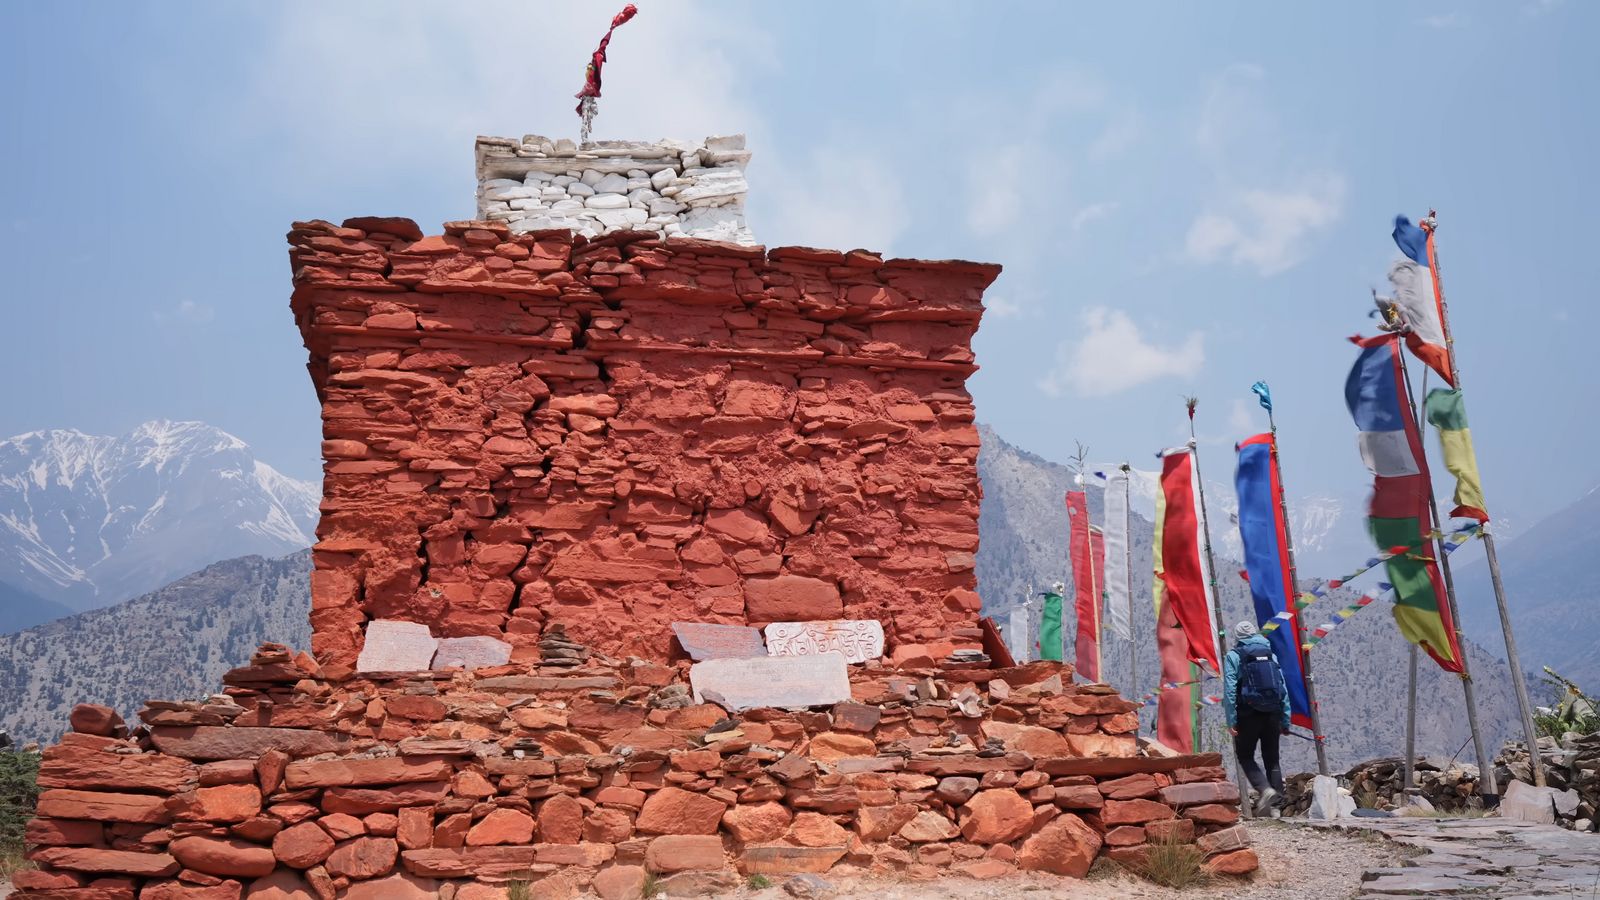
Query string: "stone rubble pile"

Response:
xmin=1494 ymin=731 xmax=1600 ymax=831
xmin=476 ymin=135 xmax=754 ymax=244
xmin=1282 ymin=756 xmax=1484 ymax=817
xmin=14 ymin=644 xmax=1255 ymax=899
xmin=288 ymin=216 xmax=999 ymax=673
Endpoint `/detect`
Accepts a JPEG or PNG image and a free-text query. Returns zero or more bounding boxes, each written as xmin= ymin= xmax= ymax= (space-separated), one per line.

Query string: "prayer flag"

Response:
xmin=1234 ymin=434 xmax=1313 ymax=729
xmin=1067 ymin=490 xmax=1105 ymax=681
xmin=1424 ymin=388 xmax=1489 ymax=523
xmin=1345 ymin=333 xmax=1464 ymax=672
xmin=1102 ymin=469 xmax=1133 ymax=641
xmin=1155 ymin=603 xmax=1197 ymax=753
xmin=1387 ymin=216 xmax=1454 ymax=385
xmin=1038 ymin=590 xmax=1064 ymax=662
xmin=1154 ymin=446 xmax=1222 ymax=674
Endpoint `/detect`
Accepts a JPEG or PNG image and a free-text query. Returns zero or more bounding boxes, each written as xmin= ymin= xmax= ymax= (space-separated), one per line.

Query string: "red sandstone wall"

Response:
xmin=289 ymin=218 xmax=1001 ymax=669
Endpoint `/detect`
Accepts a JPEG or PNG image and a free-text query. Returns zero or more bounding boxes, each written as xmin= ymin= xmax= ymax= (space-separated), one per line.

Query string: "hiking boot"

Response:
xmin=1254 ymin=787 xmax=1280 ymax=816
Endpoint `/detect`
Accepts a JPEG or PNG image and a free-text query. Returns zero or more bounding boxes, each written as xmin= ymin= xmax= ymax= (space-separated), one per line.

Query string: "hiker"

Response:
xmin=1223 ymin=620 xmax=1291 ymax=815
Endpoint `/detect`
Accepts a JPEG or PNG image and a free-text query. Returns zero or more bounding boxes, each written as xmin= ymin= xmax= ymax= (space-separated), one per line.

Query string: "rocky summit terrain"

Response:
xmin=0 ymin=421 xmax=318 ymax=619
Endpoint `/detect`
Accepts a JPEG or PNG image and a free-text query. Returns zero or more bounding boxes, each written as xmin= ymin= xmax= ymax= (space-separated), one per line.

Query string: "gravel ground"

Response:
xmin=741 ymin=821 xmax=1413 ymax=900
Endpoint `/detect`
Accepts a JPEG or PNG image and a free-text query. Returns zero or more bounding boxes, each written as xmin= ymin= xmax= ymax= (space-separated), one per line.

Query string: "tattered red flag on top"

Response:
xmin=575 ymin=4 xmax=639 ymax=115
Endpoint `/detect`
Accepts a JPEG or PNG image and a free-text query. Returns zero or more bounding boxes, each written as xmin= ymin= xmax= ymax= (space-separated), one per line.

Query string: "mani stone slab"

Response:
xmin=689 ymin=653 xmax=851 ymax=711
xmin=356 ymin=620 xmax=440 ymax=673
xmin=432 ymin=636 xmax=513 ymax=671
xmin=671 ymin=622 xmax=768 ymax=661
xmin=764 ymin=620 xmax=885 ymax=664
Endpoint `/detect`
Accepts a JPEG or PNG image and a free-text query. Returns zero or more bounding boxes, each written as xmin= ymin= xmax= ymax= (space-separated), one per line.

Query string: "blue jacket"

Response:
xmin=1222 ymin=634 xmax=1291 ymax=729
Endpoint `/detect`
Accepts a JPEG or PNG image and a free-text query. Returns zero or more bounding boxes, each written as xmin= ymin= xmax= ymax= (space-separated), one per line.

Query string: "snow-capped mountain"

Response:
xmin=0 ymin=421 xmax=319 ymax=615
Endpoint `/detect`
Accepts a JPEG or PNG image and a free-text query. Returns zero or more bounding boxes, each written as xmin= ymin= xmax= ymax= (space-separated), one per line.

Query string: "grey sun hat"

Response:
xmin=1234 ymin=620 xmax=1259 ymax=640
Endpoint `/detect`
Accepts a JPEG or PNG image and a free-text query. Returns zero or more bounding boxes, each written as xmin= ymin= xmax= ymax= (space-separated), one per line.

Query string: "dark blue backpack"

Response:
xmin=1236 ymin=644 xmax=1284 ymax=714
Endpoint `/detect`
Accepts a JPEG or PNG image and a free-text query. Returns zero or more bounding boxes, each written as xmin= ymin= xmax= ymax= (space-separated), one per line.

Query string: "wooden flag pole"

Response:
xmin=1071 ymin=443 xmax=1102 ymax=683
xmin=1121 ymin=463 xmax=1138 ymax=720
xmin=1404 ymin=644 xmax=1419 ymax=791
xmin=1186 ymin=401 xmax=1239 ymax=786
xmin=1264 ymin=401 xmax=1331 ymax=776
xmin=1420 ymin=212 xmax=1546 ymax=788
xmin=1395 ymin=342 xmax=1498 ymax=800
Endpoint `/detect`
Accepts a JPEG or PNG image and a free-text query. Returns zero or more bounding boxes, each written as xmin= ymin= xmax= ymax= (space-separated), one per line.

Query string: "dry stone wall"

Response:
xmin=14 ymin=646 xmax=1255 ymax=898
xmin=476 ymin=135 xmax=754 ymax=243
xmin=288 ymin=217 xmax=1000 ymax=672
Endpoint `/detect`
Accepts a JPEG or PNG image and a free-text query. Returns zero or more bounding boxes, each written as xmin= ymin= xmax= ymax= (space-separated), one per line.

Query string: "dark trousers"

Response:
xmin=1234 ymin=710 xmax=1283 ymax=794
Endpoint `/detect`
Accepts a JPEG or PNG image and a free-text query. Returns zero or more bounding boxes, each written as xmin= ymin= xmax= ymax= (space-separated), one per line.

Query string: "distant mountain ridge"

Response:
xmin=0 ymin=551 xmax=312 ymax=743
xmin=0 ymin=421 xmax=318 ymax=617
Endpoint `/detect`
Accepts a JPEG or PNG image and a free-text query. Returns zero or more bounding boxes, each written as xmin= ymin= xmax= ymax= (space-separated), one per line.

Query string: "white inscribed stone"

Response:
xmin=690 ymin=653 xmax=850 ymax=711
xmin=594 ymin=173 xmax=629 ymax=194
xmin=432 ymin=636 xmax=513 ymax=671
xmin=356 ymin=620 xmax=439 ymax=673
xmin=764 ymin=621 xmax=885 ymax=664
xmin=585 ymin=193 xmax=629 ymax=209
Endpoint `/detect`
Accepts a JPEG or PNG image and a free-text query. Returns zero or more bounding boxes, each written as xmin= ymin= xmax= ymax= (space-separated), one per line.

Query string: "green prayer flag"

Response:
xmin=1038 ymin=591 xmax=1064 ymax=661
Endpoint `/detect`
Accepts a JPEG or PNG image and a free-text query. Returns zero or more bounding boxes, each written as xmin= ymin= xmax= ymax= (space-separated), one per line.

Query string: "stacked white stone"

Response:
xmin=475 ymin=134 xmax=754 ymax=245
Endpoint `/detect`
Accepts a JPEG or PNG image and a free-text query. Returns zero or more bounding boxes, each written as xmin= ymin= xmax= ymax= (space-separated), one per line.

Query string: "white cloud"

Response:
xmin=760 ymin=141 xmax=909 ymax=253
xmin=152 ymin=300 xmax=215 ymax=325
xmin=985 ymin=295 xmax=1025 ymax=319
xmin=1183 ymin=174 xmax=1346 ymax=276
xmin=232 ymin=2 xmax=771 ymax=191
xmin=1228 ymin=398 xmax=1255 ymax=432
xmin=1087 ymin=113 xmax=1141 ymax=162
xmin=1420 ymin=12 xmax=1468 ymax=28
xmin=1038 ymin=307 xmax=1204 ymax=397
xmin=1070 ymin=202 xmax=1120 ymax=232
xmin=966 ymin=145 xmax=1033 ymax=237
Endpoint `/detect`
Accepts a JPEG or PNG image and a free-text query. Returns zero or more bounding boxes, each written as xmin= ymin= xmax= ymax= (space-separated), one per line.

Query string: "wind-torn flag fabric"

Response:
xmin=1068 ymin=490 xmax=1105 ymax=681
xmin=1101 ymin=470 xmax=1133 ymax=641
xmin=1425 ymin=388 xmax=1489 ymax=523
xmin=1234 ymin=433 xmax=1314 ymax=729
xmin=1154 ymin=446 xmax=1222 ymax=675
xmin=1155 ymin=602 xmax=1196 ymax=753
xmin=1345 ymin=333 xmax=1465 ymax=673
xmin=1388 ymin=216 xmax=1453 ymax=386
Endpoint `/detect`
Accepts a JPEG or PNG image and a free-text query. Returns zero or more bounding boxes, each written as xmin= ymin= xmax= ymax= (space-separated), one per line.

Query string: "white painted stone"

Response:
xmin=627 ymin=188 xmax=660 ymax=204
xmin=580 ymin=169 xmax=604 ymax=187
xmin=540 ymin=188 xmax=567 ymax=201
xmin=508 ymin=199 xmax=545 ymax=211
xmin=551 ymin=175 xmax=576 ymax=187
xmin=594 ymin=173 xmax=630 ymax=194
xmin=649 ymin=199 xmax=685 ymax=216
xmin=550 ymin=199 xmax=585 ymax=212
xmin=483 ymin=178 xmax=523 ymax=191
xmin=705 ymin=134 xmax=746 ymax=151
xmin=585 ymin=193 xmax=629 ymax=209
xmin=650 ymin=168 xmax=676 ymax=190
xmin=690 ymin=653 xmax=850 ymax=711
xmin=356 ymin=620 xmax=439 ymax=673
xmin=676 ymin=172 xmax=748 ymax=205
xmin=566 ymin=182 xmax=595 ymax=197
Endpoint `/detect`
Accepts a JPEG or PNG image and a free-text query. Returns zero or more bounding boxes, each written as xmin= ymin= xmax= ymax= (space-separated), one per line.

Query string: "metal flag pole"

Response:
xmin=1395 ymin=340 xmax=1498 ymax=800
xmin=1121 ymin=463 xmax=1137 ymax=714
xmin=1261 ymin=389 xmax=1331 ymax=776
xmin=1420 ymin=212 xmax=1545 ymax=788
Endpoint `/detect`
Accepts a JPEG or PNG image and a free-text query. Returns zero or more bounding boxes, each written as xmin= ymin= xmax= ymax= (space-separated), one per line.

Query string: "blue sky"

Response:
xmin=3 ymin=1 xmax=1596 ymax=544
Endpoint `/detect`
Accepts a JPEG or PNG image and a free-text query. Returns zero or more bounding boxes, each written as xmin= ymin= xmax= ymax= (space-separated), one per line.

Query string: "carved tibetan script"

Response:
xmin=764 ymin=620 xmax=885 ymax=664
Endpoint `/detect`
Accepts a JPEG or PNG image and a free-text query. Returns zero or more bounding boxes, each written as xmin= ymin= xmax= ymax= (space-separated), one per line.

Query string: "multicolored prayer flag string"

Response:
xmin=1292 ymin=523 xmax=1479 ymax=612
